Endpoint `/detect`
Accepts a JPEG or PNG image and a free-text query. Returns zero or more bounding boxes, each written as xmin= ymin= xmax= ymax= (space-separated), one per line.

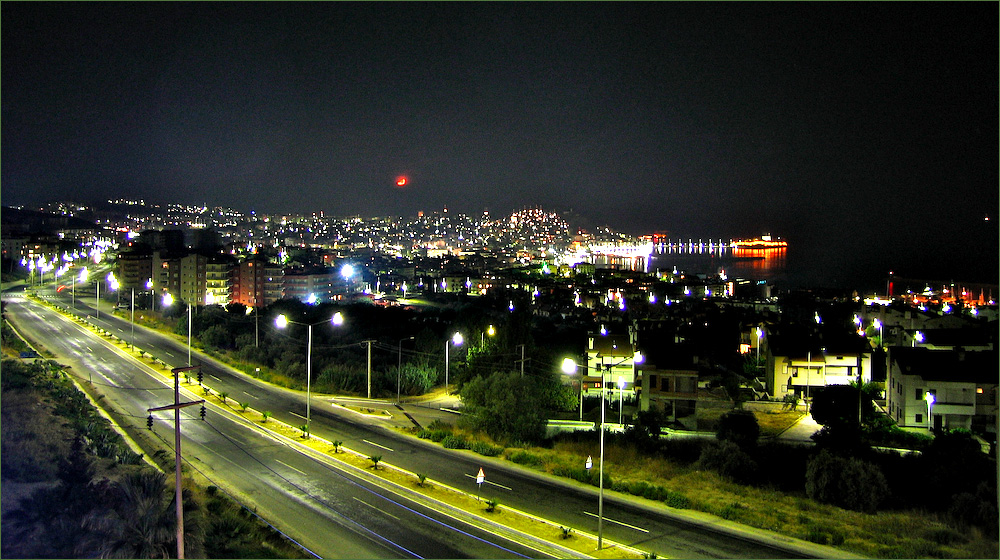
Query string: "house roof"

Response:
xmin=768 ymin=330 xmax=868 ymax=359
xmin=890 ymin=347 xmax=998 ymax=384
xmin=590 ymin=334 xmax=634 ymax=359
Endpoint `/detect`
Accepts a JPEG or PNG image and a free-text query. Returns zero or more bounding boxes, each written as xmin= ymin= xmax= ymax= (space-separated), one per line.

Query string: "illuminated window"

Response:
xmin=977 ymin=387 xmax=984 ymax=394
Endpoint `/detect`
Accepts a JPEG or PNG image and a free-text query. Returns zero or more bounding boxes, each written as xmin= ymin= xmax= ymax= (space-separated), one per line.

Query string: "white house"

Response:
xmin=765 ymin=334 xmax=872 ymax=401
xmin=886 ymin=347 xmax=997 ymax=433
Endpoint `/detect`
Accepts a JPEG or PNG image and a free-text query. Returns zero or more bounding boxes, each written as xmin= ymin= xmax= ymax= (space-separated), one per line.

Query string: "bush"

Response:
xmin=716 ymin=409 xmax=760 ymax=449
xmin=697 ymin=440 xmax=758 ymax=484
xmin=441 ymin=435 xmax=469 ymax=449
xmin=664 ymin=491 xmax=691 ymax=509
xmin=470 ymin=441 xmax=504 ymax=457
xmin=805 ymin=450 xmax=889 ymax=513
xmin=508 ymin=450 xmax=543 ymax=468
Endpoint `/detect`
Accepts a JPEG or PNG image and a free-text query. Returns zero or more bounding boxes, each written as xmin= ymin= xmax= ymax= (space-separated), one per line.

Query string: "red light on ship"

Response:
xmin=395 ymin=176 xmax=408 ymax=187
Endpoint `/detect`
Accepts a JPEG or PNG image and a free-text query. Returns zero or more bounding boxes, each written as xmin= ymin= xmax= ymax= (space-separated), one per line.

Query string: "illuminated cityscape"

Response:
xmin=2 ymin=2 xmax=996 ymax=559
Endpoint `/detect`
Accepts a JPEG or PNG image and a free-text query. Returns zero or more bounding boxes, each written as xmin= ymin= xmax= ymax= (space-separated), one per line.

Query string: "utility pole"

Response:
xmin=148 ymin=366 xmax=205 ymax=560
xmin=516 ymin=344 xmax=527 ymax=377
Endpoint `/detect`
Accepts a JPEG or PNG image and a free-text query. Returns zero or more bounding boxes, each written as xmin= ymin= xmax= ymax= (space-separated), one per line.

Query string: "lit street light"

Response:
xmin=924 ymin=391 xmax=935 ymax=432
xmin=561 ymin=357 xmax=586 ymax=422
xmin=596 ymin=351 xmax=644 ymax=549
xmin=445 ymin=332 xmax=463 ymax=394
xmin=275 ymin=311 xmax=344 ymax=430
xmin=162 ymin=293 xmax=192 ymax=366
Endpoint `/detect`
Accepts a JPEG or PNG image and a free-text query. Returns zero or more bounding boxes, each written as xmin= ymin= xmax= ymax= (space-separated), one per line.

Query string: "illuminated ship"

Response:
xmin=730 ymin=235 xmax=788 ymax=249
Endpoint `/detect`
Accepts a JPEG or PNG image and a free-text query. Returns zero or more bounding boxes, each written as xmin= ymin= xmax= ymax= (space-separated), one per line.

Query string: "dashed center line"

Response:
xmin=363 ymin=439 xmax=394 ymax=452
xmin=353 ymin=497 xmax=400 ymax=520
xmin=582 ymin=511 xmax=649 ymax=532
xmin=275 ymin=459 xmax=307 ymax=476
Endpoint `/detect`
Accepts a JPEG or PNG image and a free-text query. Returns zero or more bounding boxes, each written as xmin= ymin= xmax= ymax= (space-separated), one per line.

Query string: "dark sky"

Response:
xmin=2 ymin=2 xmax=997 ymax=282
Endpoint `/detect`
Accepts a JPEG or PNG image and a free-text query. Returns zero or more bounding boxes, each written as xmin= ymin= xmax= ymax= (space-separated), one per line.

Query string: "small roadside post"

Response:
xmin=476 ymin=467 xmax=485 ymax=501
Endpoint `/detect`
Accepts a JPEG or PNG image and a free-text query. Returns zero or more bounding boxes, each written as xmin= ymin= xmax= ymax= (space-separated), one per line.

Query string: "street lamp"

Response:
xmin=275 ymin=311 xmax=344 ymax=430
xmin=924 ymin=391 xmax=935 ymax=432
xmin=73 ymin=267 xmax=87 ymax=309
xmin=561 ymin=357 xmax=586 ymax=422
xmin=162 ymin=293 xmax=192 ymax=366
xmin=596 ymin=351 xmax=644 ymax=549
xmin=445 ymin=332 xmax=463 ymax=394
xmin=755 ymin=326 xmax=763 ymax=370
xmin=481 ymin=324 xmax=495 ymax=346
xmin=397 ymin=336 xmax=416 ymax=404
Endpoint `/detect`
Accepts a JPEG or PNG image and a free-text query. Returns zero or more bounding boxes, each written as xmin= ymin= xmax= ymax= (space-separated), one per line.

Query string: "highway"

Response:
xmin=7 ymin=284 xmax=814 ymax=558
xmin=3 ymin=291 xmax=550 ymax=559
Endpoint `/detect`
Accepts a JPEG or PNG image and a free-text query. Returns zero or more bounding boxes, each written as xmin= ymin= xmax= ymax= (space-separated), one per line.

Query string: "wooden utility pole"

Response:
xmin=148 ymin=366 xmax=205 ymax=559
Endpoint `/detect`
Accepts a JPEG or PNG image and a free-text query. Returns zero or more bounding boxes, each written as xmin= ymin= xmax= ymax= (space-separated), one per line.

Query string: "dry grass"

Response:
xmin=754 ymin=409 xmax=804 ymax=436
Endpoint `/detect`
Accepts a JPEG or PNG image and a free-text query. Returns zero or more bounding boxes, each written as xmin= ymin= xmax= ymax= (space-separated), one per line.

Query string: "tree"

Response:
xmin=805 ymin=450 xmax=889 ymax=513
xmin=716 ymin=409 xmax=760 ymax=450
xmin=82 ymin=470 xmax=205 ymax=558
xmin=811 ymin=383 xmax=875 ymax=430
xmin=459 ymin=371 xmax=548 ymax=444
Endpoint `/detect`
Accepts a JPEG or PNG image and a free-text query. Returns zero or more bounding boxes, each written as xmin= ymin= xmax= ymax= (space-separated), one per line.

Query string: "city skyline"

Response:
xmin=3 ymin=3 xmax=997 ymax=283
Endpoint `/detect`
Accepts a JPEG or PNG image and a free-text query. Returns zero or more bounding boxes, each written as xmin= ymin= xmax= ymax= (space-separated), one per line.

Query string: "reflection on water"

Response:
xmin=590 ymin=244 xmax=788 ymax=284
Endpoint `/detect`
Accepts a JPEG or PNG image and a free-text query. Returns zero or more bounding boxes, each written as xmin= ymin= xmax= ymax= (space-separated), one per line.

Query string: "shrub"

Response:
xmin=485 ymin=498 xmax=499 ymax=513
xmin=508 ymin=450 xmax=543 ymax=468
xmin=805 ymin=450 xmax=889 ymax=513
xmin=664 ymin=492 xmax=691 ymax=509
xmin=441 ymin=435 xmax=469 ymax=449
xmin=470 ymin=441 xmax=504 ymax=456
xmin=697 ymin=440 xmax=758 ymax=484
xmin=716 ymin=409 xmax=760 ymax=449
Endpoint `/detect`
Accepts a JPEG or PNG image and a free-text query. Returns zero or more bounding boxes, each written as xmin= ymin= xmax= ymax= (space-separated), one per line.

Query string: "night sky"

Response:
xmin=3 ymin=3 xmax=997 ymax=284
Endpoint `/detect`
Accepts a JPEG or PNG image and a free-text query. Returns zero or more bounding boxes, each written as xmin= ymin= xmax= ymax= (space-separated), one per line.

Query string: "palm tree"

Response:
xmin=82 ymin=470 xmax=203 ymax=558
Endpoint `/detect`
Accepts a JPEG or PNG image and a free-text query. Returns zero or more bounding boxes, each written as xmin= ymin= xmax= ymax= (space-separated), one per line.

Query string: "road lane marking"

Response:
xmin=353 ymin=497 xmax=400 ymax=520
xmin=362 ymin=439 xmax=394 ymax=452
xmin=463 ymin=473 xmax=512 ymax=491
xmin=210 ymin=374 xmax=222 ymax=382
xmin=242 ymin=390 xmax=258 ymax=399
xmin=582 ymin=511 xmax=649 ymax=532
xmin=164 ymin=351 xmax=174 ymax=357
xmin=275 ymin=459 xmax=307 ymax=476
xmin=289 ymin=412 xmax=307 ymax=420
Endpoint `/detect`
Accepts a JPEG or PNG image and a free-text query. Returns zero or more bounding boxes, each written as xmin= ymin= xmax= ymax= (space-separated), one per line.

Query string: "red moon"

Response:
xmin=395 ymin=176 xmax=408 ymax=187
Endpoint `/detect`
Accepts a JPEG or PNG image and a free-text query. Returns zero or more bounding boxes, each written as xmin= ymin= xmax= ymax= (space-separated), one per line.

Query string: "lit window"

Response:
xmin=977 ymin=387 xmax=984 ymax=394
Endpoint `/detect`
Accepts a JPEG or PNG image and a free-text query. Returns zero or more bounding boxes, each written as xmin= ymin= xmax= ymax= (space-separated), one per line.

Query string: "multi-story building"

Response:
xmin=283 ymin=267 xmax=344 ymax=303
xmin=886 ymin=347 xmax=997 ymax=433
xmin=764 ymin=334 xmax=872 ymax=401
xmin=179 ymin=253 xmax=207 ymax=306
xmin=584 ymin=330 xmax=641 ymax=403
xmin=232 ymin=256 xmax=284 ymax=308
xmin=115 ymin=243 xmax=153 ymax=290
xmin=205 ymin=254 xmax=237 ymax=306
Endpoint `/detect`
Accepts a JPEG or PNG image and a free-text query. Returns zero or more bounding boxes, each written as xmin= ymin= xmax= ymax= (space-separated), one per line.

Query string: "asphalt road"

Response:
xmin=9 ymin=284 xmax=827 ymax=559
xmin=3 ymin=292 xmax=547 ymax=559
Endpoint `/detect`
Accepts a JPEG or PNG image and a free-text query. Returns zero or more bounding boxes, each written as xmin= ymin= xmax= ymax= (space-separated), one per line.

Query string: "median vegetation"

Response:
xmin=406 ymin=410 xmax=998 ymax=559
xmin=0 ymin=356 xmax=310 ymax=559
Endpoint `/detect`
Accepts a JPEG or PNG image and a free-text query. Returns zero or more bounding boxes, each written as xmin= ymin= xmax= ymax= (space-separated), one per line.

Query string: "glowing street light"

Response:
xmin=275 ymin=312 xmax=345 ymax=430
xmin=924 ymin=391 xmax=935 ymax=432
xmin=444 ymin=332 xmax=463 ymax=394
xmin=162 ymin=293 xmax=192 ymax=366
xmin=561 ymin=357 xmax=586 ymax=422
xmin=595 ymin=350 xmax=644 ymax=549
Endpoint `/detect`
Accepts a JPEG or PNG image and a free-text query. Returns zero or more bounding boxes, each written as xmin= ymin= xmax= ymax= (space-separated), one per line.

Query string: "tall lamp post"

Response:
xmin=73 ymin=267 xmax=87 ymax=309
xmin=445 ymin=332 xmax=463 ymax=394
xmin=275 ymin=311 xmax=344 ymax=430
xmin=561 ymin=357 xmax=586 ymax=422
xmin=397 ymin=336 xmax=415 ymax=404
xmin=596 ymin=351 xmax=643 ymax=549
xmin=924 ymin=391 xmax=935 ymax=432
xmin=162 ymin=293 xmax=192 ymax=366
